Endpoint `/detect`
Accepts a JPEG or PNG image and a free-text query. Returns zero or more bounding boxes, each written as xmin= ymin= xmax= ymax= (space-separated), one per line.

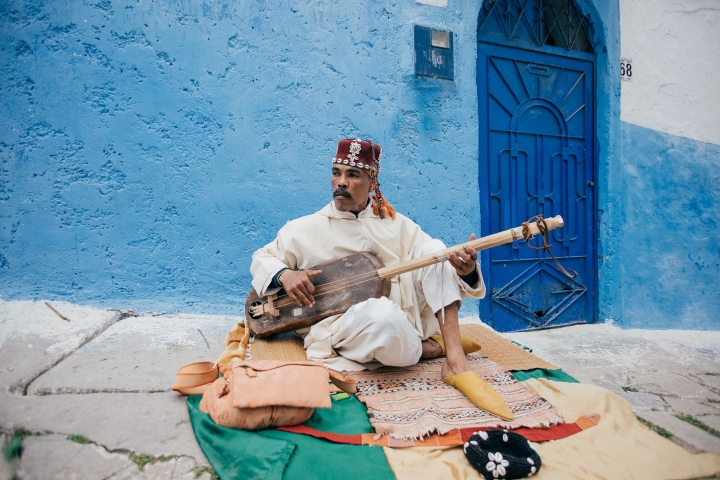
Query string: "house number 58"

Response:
xmin=620 ymin=57 xmax=633 ymax=82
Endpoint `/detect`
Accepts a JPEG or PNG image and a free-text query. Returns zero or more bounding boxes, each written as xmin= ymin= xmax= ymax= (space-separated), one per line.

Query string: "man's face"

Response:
xmin=331 ymin=165 xmax=373 ymax=212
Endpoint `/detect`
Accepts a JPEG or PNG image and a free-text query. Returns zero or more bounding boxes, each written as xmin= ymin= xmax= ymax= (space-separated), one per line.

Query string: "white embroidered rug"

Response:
xmin=344 ymin=353 xmax=564 ymax=440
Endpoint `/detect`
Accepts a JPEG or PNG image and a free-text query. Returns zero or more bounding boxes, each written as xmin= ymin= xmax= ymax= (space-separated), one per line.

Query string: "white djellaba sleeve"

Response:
xmin=453 ymin=264 xmax=487 ymax=299
xmin=249 ymin=228 xmax=298 ymax=297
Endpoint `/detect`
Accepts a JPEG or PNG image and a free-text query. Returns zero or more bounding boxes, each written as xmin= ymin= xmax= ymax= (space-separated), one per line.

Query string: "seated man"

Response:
xmin=250 ymin=138 xmax=512 ymax=420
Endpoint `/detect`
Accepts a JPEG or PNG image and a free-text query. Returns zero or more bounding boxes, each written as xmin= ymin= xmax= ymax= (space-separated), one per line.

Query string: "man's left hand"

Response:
xmin=448 ymin=234 xmax=478 ymax=277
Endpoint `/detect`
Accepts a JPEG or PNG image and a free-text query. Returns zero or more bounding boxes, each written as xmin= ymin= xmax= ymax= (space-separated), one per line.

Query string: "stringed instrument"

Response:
xmin=245 ymin=215 xmax=565 ymax=337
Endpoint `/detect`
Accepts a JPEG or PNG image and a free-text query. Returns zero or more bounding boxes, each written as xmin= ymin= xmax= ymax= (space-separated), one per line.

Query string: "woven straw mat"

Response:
xmin=460 ymin=323 xmax=557 ymax=371
xmin=247 ymin=332 xmax=307 ymax=362
xmin=247 ymin=323 xmax=556 ymax=371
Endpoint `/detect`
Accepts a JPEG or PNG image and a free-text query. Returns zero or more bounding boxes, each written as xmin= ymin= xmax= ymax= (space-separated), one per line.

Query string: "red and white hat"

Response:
xmin=332 ymin=138 xmax=382 ymax=175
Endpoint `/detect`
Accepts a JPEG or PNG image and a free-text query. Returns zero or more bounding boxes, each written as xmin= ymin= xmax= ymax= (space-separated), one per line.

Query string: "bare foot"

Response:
xmin=432 ymin=300 xmax=473 ymax=379
xmin=420 ymin=338 xmax=443 ymax=359
xmin=440 ymin=356 xmax=472 ymax=379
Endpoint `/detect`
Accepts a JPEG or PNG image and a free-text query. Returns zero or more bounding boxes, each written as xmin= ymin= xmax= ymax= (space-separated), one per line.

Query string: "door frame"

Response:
xmin=477 ymin=38 xmax=598 ymax=330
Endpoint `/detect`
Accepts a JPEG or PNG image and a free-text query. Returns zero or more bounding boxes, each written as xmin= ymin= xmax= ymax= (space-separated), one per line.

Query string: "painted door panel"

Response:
xmin=478 ymin=43 xmax=595 ymax=332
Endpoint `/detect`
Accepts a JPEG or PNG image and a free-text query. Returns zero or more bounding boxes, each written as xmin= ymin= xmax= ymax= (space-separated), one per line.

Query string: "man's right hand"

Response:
xmin=279 ymin=269 xmax=323 ymax=308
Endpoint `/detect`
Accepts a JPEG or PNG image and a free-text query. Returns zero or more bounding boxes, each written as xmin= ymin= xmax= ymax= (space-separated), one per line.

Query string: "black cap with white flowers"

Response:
xmin=463 ymin=430 xmax=542 ymax=479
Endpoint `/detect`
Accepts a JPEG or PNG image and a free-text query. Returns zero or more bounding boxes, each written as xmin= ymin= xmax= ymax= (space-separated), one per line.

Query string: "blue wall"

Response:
xmin=614 ymin=122 xmax=720 ymax=329
xmin=0 ymin=0 xmax=484 ymax=314
xmin=3 ymin=0 xmax=716 ymax=330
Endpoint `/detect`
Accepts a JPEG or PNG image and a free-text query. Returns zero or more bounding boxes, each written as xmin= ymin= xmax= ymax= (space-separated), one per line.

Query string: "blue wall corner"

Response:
xmin=573 ymin=0 xmax=622 ymax=325
xmin=614 ymin=122 xmax=720 ymax=330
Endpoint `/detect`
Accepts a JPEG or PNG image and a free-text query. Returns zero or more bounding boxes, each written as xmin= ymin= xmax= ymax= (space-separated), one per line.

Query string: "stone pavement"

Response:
xmin=504 ymin=322 xmax=720 ymax=455
xmin=0 ymin=300 xmax=232 ymax=480
xmin=1 ymin=299 xmax=719 ymax=479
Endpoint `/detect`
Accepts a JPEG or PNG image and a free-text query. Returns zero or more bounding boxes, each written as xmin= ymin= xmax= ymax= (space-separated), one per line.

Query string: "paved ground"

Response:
xmin=1 ymin=299 xmax=719 ymax=479
xmin=504 ymin=322 xmax=720 ymax=456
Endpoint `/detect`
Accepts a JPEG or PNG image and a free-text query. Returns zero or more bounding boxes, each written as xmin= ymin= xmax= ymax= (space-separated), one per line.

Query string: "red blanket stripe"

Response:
xmin=458 ymin=423 xmax=583 ymax=442
xmin=276 ymin=424 xmax=364 ymax=445
xmin=277 ymin=414 xmax=597 ymax=446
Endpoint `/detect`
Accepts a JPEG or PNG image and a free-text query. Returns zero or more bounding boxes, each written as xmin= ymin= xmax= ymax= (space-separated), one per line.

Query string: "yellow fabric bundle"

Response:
xmin=383 ymin=378 xmax=720 ymax=479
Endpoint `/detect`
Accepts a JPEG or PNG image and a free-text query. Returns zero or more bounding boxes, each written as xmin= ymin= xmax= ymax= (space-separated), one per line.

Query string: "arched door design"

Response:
xmin=477 ymin=0 xmax=596 ymax=332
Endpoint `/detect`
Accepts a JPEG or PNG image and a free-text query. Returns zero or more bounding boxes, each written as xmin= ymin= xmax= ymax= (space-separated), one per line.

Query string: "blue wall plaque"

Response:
xmin=414 ymin=25 xmax=454 ymax=80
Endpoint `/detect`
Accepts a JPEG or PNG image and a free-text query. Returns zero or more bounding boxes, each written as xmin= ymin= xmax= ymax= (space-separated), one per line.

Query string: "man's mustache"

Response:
xmin=333 ymin=187 xmax=351 ymax=199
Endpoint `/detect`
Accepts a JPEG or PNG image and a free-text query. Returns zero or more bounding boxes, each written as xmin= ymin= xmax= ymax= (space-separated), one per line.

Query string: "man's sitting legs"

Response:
xmin=333 ymin=297 xmax=423 ymax=367
xmin=409 ymin=239 xmax=475 ymax=377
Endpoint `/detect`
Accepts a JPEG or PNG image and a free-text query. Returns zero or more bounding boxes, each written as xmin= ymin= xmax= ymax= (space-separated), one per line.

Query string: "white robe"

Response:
xmin=250 ymin=200 xmax=487 ymax=370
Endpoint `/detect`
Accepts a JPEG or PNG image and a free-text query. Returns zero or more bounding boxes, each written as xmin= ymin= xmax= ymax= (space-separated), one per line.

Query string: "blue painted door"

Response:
xmin=478 ymin=43 xmax=595 ymax=332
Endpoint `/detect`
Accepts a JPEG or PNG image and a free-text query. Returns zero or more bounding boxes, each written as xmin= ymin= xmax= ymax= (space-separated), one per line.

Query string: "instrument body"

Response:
xmin=246 ymin=252 xmax=390 ymax=337
xmin=245 ymin=215 xmax=564 ymax=337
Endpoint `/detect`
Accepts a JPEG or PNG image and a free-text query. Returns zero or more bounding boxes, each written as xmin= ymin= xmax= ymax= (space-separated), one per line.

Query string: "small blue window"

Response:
xmin=414 ymin=25 xmax=454 ymax=80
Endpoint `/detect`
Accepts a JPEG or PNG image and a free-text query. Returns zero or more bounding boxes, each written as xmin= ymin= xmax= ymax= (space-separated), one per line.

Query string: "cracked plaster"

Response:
xmin=0 ymin=0 xmax=486 ymax=318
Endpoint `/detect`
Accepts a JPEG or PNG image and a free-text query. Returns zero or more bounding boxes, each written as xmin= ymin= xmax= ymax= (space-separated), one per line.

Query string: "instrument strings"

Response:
xmin=272 ymin=269 xmax=382 ymax=309
xmin=253 ymin=216 xmax=572 ymax=321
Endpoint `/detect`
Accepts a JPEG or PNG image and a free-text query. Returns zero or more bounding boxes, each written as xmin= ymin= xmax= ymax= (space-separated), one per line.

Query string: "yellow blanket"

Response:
xmin=384 ymin=378 xmax=720 ymax=480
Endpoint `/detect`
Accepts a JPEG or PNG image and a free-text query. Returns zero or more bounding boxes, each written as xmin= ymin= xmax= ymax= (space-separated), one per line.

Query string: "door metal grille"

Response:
xmin=476 ymin=0 xmax=596 ymax=332
xmin=478 ymin=0 xmax=593 ymax=54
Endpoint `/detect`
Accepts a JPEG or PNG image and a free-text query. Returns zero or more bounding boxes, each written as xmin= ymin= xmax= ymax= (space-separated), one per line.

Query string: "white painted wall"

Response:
xmin=620 ymin=0 xmax=720 ymax=145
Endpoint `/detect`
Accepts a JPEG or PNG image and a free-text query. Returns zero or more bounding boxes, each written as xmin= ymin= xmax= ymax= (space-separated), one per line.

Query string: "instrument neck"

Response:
xmin=376 ymin=215 xmax=563 ymax=279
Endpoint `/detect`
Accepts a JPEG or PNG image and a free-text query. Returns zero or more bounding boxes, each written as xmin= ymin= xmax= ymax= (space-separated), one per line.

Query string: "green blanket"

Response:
xmin=187 ymin=394 xmax=395 ymax=480
xmin=187 ymin=368 xmax=577 ymax=480
xmin=511 ymin=368 xmax=579 ymax=383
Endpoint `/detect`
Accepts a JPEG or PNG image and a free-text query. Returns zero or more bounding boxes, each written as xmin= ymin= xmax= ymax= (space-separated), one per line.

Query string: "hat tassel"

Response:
xmin=371 ymin=184 xmax=396 ymax=220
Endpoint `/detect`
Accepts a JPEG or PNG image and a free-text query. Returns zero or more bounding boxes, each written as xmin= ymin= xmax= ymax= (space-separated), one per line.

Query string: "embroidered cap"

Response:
xmin=332 ymin=138 xmax=382 ymax=175
xmin=463 ymin=430 xmax=542 ymax=479
xmin=331 ymin=138 xmax=395 ymax=219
